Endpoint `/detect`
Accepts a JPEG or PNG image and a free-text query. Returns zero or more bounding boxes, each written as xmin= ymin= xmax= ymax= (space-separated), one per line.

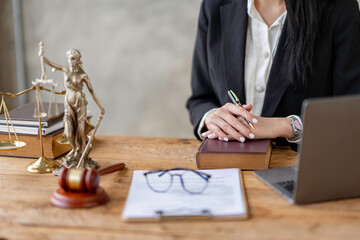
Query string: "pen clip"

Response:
xmin=228 ymin=90 xmax=241 ymax=106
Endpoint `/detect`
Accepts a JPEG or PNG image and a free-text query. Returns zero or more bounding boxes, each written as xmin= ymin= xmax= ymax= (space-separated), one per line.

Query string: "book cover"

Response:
xmin=0 ymin=129 xmax=71 ymax=159
xmin=0 ymin=102 xmax=64 ymax=127
xmin=196 ymin=138 xmax=272 ymax=170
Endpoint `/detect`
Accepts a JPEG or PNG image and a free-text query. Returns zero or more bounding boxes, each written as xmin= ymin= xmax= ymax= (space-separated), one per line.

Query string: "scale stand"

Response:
xmin=27 ymin=43 xmax=60 ymax=173
xmin=26 ymin=80 xmax=60 ymax=174
xmin=26 ymin=157 xmax=60 ymax=174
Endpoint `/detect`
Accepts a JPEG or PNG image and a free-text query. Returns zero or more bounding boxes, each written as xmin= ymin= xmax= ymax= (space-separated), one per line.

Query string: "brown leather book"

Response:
xmin=196 ymin=138 xmax=272 ymax=170
xmin=0 ymin=102 xmax=64 ymax=127
xmin=0 ymin=129 xmax=71 ymax=159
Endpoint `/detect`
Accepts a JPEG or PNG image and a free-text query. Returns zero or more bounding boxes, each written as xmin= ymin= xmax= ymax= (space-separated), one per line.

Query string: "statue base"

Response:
xmin=53 ymin=154 xmax=100 ymax=175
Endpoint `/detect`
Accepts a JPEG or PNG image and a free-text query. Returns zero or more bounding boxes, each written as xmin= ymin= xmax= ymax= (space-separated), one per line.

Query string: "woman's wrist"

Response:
xmin=277 ymin=117 xmax=294 ymax=139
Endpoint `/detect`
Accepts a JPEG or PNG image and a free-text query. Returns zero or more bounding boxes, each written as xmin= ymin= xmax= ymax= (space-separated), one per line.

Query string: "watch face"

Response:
xmin=294 ymin=119 xmax=302 ymax=130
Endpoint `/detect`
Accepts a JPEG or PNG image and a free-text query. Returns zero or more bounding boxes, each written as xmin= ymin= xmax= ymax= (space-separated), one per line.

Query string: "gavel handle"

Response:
xmin=96 ymin=162 xmax=126 ymax=176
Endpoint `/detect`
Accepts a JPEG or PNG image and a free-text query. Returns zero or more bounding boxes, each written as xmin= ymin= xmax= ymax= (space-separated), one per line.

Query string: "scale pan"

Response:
xmin=0 ymin=141 xmax=26 ymax=151
xmin=33 ymin=112 xmax=47 ymax=118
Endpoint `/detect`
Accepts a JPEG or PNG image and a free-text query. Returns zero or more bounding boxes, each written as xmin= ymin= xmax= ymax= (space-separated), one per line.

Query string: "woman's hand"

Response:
xmin=202 ymin=103 xmax=294 ymax=142
xmin=203 ymin=103 xmax=257 ymax=142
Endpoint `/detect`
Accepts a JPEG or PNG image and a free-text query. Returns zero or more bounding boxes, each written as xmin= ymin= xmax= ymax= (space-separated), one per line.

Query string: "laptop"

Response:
xmin=254 ymin=95 xmax=360 ymax=204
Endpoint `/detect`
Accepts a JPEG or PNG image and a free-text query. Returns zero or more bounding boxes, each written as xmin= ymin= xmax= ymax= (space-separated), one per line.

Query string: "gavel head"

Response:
xmin=58 ymin=167 xmax=100 ymax=193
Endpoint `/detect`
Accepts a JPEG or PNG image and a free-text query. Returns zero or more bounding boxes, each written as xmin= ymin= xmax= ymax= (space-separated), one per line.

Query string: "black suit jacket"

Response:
xmin=186 ymin=0 xmax=360 ymax=141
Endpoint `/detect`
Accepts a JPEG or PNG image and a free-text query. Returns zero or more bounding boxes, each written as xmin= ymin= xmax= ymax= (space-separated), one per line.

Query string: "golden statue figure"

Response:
xmin=39 ymin=43 xmax=105 ymax=172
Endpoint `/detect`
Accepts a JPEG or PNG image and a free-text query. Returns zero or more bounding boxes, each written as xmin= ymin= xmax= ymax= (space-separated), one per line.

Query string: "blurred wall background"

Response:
xmin=2 ymin=0 xmax=360 ymax=138
xmin=2 ymin=0 xmax=202 ymax=138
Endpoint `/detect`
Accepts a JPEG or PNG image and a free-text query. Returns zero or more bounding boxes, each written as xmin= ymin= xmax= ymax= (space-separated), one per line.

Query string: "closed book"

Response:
xmin=0 ymin=129 xmax=71 ymax=159
xmin=0 ymin=102 xmax=64 ymax=127
xmin=0 ymin=120 xmax=64 ymax=135
xmin=196 ymin=138 xmax=272 ymax=170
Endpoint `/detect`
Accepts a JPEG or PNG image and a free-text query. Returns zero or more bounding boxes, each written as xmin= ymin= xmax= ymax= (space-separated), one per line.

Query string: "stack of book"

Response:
xmin=0 ymin=102 xmax=71 ymax=159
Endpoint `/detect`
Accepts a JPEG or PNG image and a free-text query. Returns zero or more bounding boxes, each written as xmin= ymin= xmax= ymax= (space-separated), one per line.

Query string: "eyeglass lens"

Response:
xmin=145 ymin=169 xmax=209 ymax=194
xmin=145 ymin=171 xmax=172 ymax=192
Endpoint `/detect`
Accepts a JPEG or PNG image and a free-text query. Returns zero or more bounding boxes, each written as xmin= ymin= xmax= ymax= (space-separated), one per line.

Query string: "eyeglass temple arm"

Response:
xmin=169 ymin=168 xmax=211 ymax=180
xmin=144 ymin=168 xmax=211 ymax=180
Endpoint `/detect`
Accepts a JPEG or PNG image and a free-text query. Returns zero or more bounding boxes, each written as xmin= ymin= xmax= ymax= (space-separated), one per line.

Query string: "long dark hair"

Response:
xmin=282 ymin=0 xmax=330 ymax=89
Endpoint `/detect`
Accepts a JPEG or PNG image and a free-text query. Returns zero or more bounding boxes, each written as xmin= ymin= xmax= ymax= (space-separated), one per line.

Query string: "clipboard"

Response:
xmin=122 ymin=168 xmax=249 ymax=222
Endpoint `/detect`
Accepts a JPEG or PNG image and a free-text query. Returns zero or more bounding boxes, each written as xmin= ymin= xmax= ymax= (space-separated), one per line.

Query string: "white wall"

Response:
xmin=22 ymin=0 xmax=202 ymax=138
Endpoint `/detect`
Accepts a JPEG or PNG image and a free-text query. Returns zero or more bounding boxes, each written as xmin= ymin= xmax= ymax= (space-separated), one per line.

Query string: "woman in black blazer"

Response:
xmin=186 ymin=0 xmax=360 ymax=145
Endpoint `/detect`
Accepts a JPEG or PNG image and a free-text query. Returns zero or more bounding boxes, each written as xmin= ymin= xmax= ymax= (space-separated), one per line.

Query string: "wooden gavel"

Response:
xmin=58 ymin=162 xmax=125 ymax=193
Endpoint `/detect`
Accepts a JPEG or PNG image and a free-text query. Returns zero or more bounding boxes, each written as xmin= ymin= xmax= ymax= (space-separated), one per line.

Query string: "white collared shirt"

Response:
xmin=245 ymin=0 xmax=287 ymax=116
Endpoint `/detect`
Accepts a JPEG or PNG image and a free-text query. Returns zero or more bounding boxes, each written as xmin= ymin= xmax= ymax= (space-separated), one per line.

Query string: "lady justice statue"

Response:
xmin=39 ymin=42 xmax=105 ymax=172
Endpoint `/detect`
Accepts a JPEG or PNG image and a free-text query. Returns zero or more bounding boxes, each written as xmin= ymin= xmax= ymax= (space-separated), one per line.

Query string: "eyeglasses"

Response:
xmin=144 ymin=168 xmax=211 ymax=194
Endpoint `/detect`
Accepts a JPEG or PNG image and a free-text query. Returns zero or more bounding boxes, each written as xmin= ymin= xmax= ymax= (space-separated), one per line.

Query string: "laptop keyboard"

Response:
xmin=277 ymin=180 xmax=295 ymax=194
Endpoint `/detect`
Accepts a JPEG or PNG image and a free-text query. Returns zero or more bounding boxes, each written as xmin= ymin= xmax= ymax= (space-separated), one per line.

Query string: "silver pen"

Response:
xmin=227 ymin=90 xmax=255 ymax=130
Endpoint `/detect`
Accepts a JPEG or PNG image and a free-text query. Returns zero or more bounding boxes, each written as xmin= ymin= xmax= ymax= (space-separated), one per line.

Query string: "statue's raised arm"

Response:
xmin=38 ymin=41 xmax=67 ymax=75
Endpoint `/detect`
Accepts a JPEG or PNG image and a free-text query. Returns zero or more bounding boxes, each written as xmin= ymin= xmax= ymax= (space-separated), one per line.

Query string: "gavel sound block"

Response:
xmin=51 ymin=162 xmax=125 ymax=208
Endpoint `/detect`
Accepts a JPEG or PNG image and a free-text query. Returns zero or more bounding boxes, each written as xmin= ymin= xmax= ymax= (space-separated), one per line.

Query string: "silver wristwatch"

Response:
xmin=286 ymin=115 xmax=303 ymax=143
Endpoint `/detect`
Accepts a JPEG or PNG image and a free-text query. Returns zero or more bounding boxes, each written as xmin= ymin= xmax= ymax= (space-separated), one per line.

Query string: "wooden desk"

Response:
xmin=0 ymin=136 xmax=359 ymax=240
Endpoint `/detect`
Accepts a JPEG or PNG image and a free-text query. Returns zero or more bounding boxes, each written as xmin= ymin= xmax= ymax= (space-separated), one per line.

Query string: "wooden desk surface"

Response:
xmin=0 ymin=136 xmax=359 ymax=240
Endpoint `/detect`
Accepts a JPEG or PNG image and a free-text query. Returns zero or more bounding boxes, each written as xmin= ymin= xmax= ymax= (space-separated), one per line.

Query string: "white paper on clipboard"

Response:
xmin=122 ymin=168 xmax=248 ymax=221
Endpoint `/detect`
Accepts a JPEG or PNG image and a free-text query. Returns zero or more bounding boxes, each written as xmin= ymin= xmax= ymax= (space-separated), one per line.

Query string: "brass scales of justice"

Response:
xmin=0 ymin=86 xmax=64 ymax=173
xmin=0 ymin=42 xmax=105 ymax=174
